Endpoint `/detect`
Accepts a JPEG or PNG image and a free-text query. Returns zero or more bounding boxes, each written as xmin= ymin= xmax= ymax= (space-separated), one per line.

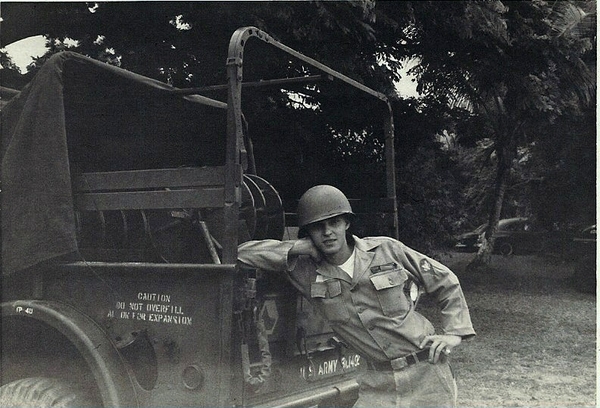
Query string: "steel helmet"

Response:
xmin=297 ymin=185 xmax=354 ymax=233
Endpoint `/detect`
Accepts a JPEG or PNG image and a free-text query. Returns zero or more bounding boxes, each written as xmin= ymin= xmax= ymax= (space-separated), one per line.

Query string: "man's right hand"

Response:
xmin=290 ymin=238 xmax=321 ymax=263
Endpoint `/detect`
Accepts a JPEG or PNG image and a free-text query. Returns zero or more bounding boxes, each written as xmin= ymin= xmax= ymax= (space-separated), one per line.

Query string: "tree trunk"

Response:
xmin=467 ymin=135 xmax=516 ymax=271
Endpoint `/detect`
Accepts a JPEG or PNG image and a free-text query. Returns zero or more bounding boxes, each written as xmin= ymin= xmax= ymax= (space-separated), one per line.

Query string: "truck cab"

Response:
xmin=1 ymin=27 xmax=397 ymax=407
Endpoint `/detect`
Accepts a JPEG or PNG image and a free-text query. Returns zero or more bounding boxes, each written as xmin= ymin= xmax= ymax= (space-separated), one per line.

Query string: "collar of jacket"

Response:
xmin=315 ymin=236 xmax=381 ymax=284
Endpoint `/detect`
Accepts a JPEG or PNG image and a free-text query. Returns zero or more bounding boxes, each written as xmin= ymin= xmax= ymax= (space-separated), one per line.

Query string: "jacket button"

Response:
xmin=388 ymin=277 xmax=394 ymax=284
xmin=357 ymin=306 xmax=365 ymax=313
xmin=368 ymin=325 xmax=375 ymax=331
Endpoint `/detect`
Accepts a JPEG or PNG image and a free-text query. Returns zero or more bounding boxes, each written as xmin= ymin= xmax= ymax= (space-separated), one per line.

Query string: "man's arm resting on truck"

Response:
xmin=237 ymin=238 xmax=321 ymax=271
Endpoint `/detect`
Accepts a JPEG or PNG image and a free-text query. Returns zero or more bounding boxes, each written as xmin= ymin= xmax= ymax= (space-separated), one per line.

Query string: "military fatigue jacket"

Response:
xmin=238 ymin=236 xmax=475 ymax=362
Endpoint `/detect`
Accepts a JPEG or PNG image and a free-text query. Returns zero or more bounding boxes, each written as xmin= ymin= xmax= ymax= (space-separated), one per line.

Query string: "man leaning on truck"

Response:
xmin=238 ymin=185 xmax=475 ymax=407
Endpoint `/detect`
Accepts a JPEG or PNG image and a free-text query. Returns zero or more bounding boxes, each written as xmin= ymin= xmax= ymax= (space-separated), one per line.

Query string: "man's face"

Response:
xmin=306 ymin=215 xmax=350 ymax=256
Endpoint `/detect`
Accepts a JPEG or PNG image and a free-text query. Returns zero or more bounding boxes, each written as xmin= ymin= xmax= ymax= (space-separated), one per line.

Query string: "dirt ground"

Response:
xmin=420 ymin=252 xmax=596 ymax=408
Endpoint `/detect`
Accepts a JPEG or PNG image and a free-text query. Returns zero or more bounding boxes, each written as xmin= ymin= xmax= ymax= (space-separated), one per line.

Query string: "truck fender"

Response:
xmin=2 ymin=299 xmax=139 ymax=408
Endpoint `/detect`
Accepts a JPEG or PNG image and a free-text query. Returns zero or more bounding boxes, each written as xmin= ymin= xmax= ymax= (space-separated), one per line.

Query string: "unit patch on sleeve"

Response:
xmin=419 ymin=259 xmax=432 ymax=274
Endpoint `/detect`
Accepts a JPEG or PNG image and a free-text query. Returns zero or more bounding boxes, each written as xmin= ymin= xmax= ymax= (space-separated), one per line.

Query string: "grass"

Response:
xmin=419 ymin=252 xmax=596 ymax=407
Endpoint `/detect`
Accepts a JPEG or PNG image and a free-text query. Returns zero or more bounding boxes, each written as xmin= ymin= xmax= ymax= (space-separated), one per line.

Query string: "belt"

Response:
xmin=367 ymin=348 xmax=431 ymax=371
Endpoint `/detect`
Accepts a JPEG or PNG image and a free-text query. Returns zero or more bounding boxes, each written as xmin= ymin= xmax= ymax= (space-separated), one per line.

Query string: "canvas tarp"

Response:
xmin=1 ymin=51 xmax=227 ymax=275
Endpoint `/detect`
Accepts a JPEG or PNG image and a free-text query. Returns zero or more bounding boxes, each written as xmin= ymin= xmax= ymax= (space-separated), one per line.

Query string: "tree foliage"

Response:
xmin=391 ymin=1 xmax=596 ymax=263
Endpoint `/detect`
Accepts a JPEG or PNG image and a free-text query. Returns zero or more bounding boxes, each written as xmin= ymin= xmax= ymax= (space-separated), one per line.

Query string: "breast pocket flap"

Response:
xmin=370 ymin=269 xmax=408 ymax=291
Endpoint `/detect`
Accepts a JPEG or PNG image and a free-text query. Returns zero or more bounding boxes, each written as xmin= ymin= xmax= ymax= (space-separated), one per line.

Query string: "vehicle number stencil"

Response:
xmin=15 ymin=306 xmax=34 ymax=315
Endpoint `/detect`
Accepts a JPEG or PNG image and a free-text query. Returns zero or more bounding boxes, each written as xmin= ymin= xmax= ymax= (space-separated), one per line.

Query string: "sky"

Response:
xmin=3 ymin=35 xmax=48 ymax=73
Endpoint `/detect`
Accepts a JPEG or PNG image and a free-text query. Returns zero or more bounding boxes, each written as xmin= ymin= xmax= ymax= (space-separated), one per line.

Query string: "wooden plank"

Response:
xmin=74 ymin=187 xmax=225 ymax=211
xmin=73 ymin=166 xmax=226 ymax=192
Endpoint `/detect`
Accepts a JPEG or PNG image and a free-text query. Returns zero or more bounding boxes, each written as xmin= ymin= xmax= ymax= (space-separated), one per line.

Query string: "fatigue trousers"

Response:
xmin=353 ymin=360 xmax=457 ymax=408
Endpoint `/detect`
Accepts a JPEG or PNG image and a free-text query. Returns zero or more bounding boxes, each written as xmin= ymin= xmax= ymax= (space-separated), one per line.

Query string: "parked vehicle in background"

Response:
xmin=454 ymin=217 xmax=556 ymax=256
xmin=454 ymin=224 xmax=486 ymax=253
xmin=490 ymin=217 xmax=549 ymax=256
xmin=572 ymin=224 xmax=596 ymax=246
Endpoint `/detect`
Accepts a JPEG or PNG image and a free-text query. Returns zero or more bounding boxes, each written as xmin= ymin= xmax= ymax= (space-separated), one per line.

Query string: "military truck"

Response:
xmin=0 ymin=27 xmax=398 ymax=407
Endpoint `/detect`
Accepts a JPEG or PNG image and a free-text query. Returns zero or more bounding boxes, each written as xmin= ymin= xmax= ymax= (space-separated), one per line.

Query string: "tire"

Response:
xmin=497 ymin=241 xmax=513 ymax=256
xmin=0 ymin=377 xmax=97 ymax=408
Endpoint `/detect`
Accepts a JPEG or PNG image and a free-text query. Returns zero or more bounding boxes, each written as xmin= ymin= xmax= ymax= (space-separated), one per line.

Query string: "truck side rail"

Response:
xmin=72 ymin=166 xmax=230 ymax=211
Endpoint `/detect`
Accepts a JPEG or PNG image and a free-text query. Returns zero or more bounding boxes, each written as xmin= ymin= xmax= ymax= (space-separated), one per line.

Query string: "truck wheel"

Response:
xmin=497 ymin=241 xmax=513 ymax=256
xmin=0 ymin=377 xmax=97 ymax=408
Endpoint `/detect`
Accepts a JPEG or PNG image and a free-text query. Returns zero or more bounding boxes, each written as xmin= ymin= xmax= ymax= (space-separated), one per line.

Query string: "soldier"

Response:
xmin=238 ymin=185 xmax=475 ymax=407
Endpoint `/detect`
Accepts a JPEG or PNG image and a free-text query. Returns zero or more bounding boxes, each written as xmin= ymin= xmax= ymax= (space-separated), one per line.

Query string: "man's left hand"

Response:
xmin=419 ymin=334 xmax=462 ymax=364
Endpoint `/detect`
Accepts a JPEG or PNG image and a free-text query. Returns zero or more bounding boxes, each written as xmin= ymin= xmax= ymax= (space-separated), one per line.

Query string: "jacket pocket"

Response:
xmin=369 ymin=269 xmax=411 ymax=317
xmin=310 ymin=280 xmax=350 ymax=324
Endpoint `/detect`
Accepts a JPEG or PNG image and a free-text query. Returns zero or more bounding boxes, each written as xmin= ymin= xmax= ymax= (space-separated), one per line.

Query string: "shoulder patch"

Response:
xmin=419 ymin=259 xmax=432 ymax=273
